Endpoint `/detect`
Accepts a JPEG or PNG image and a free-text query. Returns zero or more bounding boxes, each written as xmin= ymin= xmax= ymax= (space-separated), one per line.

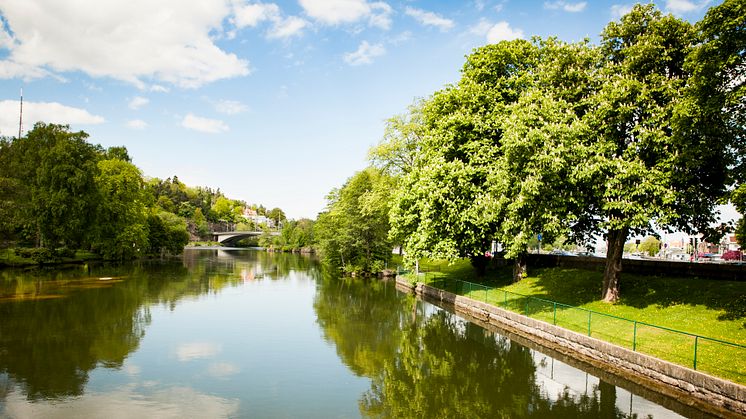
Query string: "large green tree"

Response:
xmin=389 ymin=39 xmax=539 ymax=274
xmin=92 ymin=159 xmax=149 ymax=260
xmin=583 ymin=5 xmax=732 ymax=301
xmin=315 ymin=168 xmax=393 ymax=273
xmin=15 ymin=123 xmax=101 ymax=248
xmin=488 ymin=39 xmax=599 ymax=280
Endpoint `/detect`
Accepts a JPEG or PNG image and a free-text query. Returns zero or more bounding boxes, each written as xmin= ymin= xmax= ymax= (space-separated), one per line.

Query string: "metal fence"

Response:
xmin=406 ymin=272 xmax=745 ymax=383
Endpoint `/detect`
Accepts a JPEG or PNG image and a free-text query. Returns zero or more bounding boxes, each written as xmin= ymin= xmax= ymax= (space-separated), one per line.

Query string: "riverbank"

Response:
xmin=0 ymin=248 xmax=101 ymax=267
xmin=396 ymin=277 xmax=746 ymax=418
xmin=403 ymin=258 xmax=746 ymax=348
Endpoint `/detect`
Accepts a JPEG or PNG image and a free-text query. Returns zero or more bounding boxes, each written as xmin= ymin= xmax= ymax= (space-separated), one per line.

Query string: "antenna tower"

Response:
xmin=18 ymin=88 xmax=23 ymax=139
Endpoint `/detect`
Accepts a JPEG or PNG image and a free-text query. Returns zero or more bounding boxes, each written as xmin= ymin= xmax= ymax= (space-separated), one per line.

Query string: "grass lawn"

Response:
xmin=401 ymin=258 xmax=746 ymax=385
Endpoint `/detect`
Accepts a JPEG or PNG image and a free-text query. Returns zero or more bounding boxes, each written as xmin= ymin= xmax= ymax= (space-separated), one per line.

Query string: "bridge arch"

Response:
xmin=211 ymin=231 xmax=277 ymax=246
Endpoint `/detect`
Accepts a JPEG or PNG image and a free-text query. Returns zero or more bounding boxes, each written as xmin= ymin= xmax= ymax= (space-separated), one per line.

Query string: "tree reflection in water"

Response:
xmin=314 ymin=277 xmax=640 ymax=419
xmin=0 ymin=249 xmax=317 ymax=401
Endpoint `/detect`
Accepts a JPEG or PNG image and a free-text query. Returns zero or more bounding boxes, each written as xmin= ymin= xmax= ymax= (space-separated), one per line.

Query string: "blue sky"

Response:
xmin=0 ymin=0 xmax=721 ymax=219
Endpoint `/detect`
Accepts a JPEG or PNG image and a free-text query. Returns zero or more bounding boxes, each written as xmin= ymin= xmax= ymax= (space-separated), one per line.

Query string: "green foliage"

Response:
xmin=263 ymin=218 xmax=315 ymax=251
xmin=28 ymin=123 xmax=101 ymax=248
xmin=315 ymin=168 xmax=392 ymax=273
xmin=368 ymin=100 xmax=424 ymax=176
xmin=267 ymin=207 xmax=286 ymax=226
xmin=92 ymin=159 xmax=149 ymax=260
xmin=147 ymin=211 xmax=190 ymax=256
xmin=105 ymin=146 xmax=131 ymax=162
xmin=385 ymin=4 xmax=738 ymax=299
xmin=391 ymin=40 xmax=540 ymax=266
xmin=638 ymin=236 xmax=662 ymax=257
xmin=192 ymin=207 xmax=210 ymax=238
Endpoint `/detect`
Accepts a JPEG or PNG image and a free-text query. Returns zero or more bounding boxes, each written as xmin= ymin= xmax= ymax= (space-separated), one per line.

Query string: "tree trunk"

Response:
xmin=512 ymin=252 xmax=527 ymax=282
xmin=599 ymin=380 xmax=617 ymax=418
xmin=602 ymin=227 xmax=628 ymax=302
xmin=470 ymin=254 xmax=489 ymax=276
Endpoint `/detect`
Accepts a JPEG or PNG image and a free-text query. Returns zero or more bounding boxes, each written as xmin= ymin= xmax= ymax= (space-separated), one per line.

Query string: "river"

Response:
xmin=0 ymin=249 xmax=714 ymax=418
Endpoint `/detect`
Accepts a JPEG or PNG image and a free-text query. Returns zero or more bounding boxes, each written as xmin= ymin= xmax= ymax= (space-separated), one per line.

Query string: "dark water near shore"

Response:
xmin=0 ymin=249 xmax=708 ymax=418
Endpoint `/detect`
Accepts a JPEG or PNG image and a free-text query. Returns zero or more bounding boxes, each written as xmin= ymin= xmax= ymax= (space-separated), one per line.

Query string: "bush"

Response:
xmin=723 ymin=250 xmax=743 ymax=261
xmin=16 ymin=248 xmax=57 ymax=263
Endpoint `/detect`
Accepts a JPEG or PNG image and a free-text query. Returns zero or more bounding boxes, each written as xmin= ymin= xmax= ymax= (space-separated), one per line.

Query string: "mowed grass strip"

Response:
xmin=403 ymin=258 xmax=746 ymax=384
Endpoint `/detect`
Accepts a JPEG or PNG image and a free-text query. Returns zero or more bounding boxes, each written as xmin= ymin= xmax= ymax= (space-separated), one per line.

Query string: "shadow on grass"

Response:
xmin=429 ymin=258 xmax=746 ymax=328
xmin=520 ymin=268 xmax=746 ymax=328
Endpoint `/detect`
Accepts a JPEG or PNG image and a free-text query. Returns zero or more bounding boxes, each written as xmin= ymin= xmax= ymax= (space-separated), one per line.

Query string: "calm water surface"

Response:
xmin=0 ymin=249 xmax=711 ymax=418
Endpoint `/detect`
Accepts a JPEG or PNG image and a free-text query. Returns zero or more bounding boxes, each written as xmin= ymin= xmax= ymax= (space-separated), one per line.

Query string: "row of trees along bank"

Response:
xmin=314 ymin=2 xmax=745 ymax=302
xmin=0 ymin=122 xmax=288 ymax=262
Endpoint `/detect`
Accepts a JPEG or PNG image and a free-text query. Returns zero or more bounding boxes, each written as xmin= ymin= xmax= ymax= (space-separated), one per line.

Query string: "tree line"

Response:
xmin=0 ymin=122 xmax=288 ymax=261
xmin=314 ymin=2 xmax=745 ymax=301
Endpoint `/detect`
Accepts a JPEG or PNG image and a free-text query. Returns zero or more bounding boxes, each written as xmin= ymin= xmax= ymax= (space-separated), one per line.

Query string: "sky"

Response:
xmin=0 ymin=0 xmax=726 ymax=220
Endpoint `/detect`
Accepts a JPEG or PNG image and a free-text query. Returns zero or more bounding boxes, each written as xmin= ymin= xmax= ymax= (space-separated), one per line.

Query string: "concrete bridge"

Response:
xmin=212 ymin=230 xmax=279 ymax=246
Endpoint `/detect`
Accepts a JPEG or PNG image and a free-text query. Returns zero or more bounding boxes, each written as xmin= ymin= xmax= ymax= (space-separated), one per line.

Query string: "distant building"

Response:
xmin=241 ymin=207 xmax=274 ymax=228
xmin=721 ymin=234 xmax=740 ymax=252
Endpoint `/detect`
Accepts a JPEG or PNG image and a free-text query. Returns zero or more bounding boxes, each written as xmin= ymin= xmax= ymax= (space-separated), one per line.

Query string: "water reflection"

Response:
xmin=0 ymin=251 xmax=712 ymax=418
xmin=0 ymin=383 xmax=239 ymax=418
xmin=314 ymin=277 xmax=691 ymax=418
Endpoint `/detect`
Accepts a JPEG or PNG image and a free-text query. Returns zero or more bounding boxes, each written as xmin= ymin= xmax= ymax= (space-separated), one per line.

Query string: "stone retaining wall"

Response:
xmin=395 ymin=277 xmax=746 ymax=418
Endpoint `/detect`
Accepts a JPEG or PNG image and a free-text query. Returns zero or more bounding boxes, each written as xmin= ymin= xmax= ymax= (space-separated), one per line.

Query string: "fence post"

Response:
xmin=693 ymin=336 xmax=699 ymax=370
xmin=553 ymin=302 xmax=557 ymax=325
xmin=587 ymin=311 xmax=592 ymax=337
xmin=633 ymin=321 xmax=637 ymax=351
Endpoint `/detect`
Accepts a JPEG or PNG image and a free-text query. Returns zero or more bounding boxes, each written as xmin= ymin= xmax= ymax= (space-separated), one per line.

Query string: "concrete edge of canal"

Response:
xmin=394 ymin=277 xmax=746 ymax=419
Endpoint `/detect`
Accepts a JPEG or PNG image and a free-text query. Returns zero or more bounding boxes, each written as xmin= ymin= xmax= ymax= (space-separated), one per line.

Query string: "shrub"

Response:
xmin=723 ymin=250 xmax=743 ymax=261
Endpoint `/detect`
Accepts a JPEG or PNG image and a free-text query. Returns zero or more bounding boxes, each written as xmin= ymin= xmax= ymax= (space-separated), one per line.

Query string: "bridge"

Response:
xmin=212 ymin=230 xmax=279 ymax=246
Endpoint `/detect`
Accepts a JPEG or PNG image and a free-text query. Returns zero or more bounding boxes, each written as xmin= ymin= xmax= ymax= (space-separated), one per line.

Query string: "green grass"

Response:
xmin=403 ymin=258 xmax=746 ymax=384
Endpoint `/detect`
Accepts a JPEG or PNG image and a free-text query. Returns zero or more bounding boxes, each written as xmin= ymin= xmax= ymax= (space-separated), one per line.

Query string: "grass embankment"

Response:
xmin=401 ymin=258 xmax=746 ymax=385
xmin=0 ymin=249 xmax=101 ymax=267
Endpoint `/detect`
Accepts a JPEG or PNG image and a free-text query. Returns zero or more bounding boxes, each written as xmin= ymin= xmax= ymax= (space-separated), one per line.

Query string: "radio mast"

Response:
xmin=18 ymin=88 xmax=23 ymax=139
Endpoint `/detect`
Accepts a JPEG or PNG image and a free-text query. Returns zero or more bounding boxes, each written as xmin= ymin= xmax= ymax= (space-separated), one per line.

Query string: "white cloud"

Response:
xmin=214 ymin=99 xmax=249 ymax=115
xmin=233 ymin=2 xmax=280 ymax=27
xmin=471 ymin=20 xmax=524 ymax=43
xmin=0 ymin=28 xmax=14 ymax=49
xmin=208 ymin=362 xmax=240 ymax=377
xmin=0 ymin=0 xmax=250 ymax=88
xmin=0 ymin=100 xmax=104 ymax=137
xmin=128 ymin=96 xmax=149 ymax=110
xmin=299 ymin=0 xmax=392 ymax=28
xmin=665 ymin=0 xmax=711 ymax=14
xmin=2 ymin=385 xmax=239 ymax=418
xmin=267 ymin=16 xmax=309 ymax=39
xmin=544 ymin=1 xmax=587 ymax=12
xmin=388 ymin=31 xmax=413 ymax=45
xmin=127 ymin=119 xmax=148 ymax=130
xmin=610 ymin=4 xmax=635 ymax=19
xmin=404 ymin=7 xmax=455 ymax=31
xmin=176 ymin=342 xmax=222 ymax=361
xmin=150 ymin=85 xmax=170 ymax=93
xmin=344 ymin=41 xmax=386 ymax=66
xmin=232 ymin=2 xmax=308 ymax=39
xmin=182 ymin=113 xmax=229 ymax=134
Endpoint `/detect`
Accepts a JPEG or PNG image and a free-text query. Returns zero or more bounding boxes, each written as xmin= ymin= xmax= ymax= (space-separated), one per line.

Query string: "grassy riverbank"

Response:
xmin=401 ymin=258 xmax=746 ymax=384
xmin=0 ymin=248 xmax=101 ymax=267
